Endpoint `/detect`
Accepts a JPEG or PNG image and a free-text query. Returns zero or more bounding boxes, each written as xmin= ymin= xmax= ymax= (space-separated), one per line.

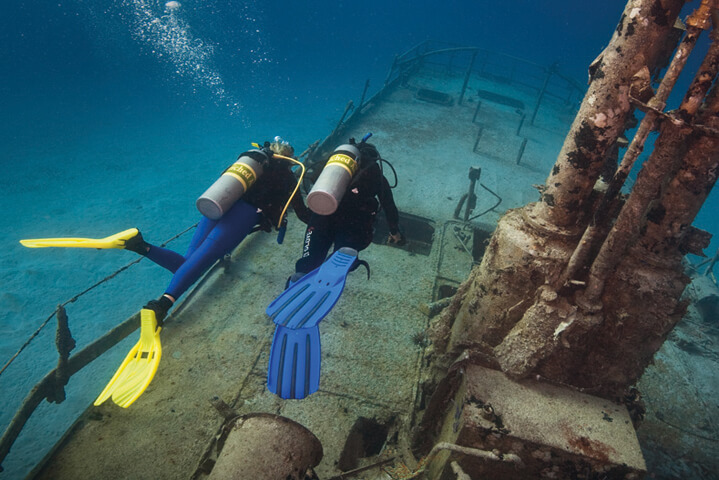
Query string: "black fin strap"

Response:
xmin=357 ymin=259 xmax=370 ymax=280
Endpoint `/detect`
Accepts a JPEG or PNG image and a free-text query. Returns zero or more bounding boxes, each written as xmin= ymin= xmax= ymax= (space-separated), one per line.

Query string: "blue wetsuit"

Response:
xmin=144 ymin=154 xmax=310 ymax=302
xmin=146 ymin=200 xmax=260 ymax=299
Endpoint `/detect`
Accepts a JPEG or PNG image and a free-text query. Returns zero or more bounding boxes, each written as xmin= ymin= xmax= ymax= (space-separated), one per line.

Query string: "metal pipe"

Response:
xmin=472 ymin=126 xmax=484 ymax=153
xmin=533 ymin=0 xmax=686 ymax=229
xmin=358 ymin=78 xmax=370 ymax=110
xmin=472 ymin=100 xmax=482 ymax=123
xmin=516 ymin=138 xmax=528 ymax=166
xmin=459 ymin=51 xmax=478 ymax=105
xmin=47 ymin=305 xmax=76 ymax=404
xmin=428 ymin=442 xmax=523 ymax=466
xmin=530 ymin=63 xmax=555 ymax=125
xmin=582 ymin=3 xmax=717 ymax=302
xmin=516 ymin=112 xmax=526 ymax=135
xmin=464 ymin=168 xmax=481 ymax=221
xmin=394 ymin=46 xmax=480 ymax=68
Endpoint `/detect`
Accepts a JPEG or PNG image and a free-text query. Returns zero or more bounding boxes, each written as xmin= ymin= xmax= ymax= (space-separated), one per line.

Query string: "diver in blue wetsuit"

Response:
xmin=20 ymin=136 xmax=312 ymax=407
xmin=127 ymin=137 xmax=311 ymax=320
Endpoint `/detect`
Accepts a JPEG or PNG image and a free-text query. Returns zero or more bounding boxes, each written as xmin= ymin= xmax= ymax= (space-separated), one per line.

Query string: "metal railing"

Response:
xmin=384 ymin=40 xmax=584 ymax=124
xmin=305 ymin=40 xmax=585 ymax=177
xmin=0 ymin=225 xmax=197 ymax=472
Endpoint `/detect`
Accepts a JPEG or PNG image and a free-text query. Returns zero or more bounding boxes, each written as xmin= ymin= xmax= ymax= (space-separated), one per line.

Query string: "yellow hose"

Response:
xmin=272 ymin=153 xmax=306 ymax=228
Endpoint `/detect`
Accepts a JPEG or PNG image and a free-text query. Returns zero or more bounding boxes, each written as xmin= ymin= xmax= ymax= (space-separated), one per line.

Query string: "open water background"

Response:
xmin=1 ymin=1 xmax=716 ymax=478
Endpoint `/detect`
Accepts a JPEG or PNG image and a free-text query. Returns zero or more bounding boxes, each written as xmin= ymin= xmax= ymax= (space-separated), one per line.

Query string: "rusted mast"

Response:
xmin=441 ymin=0 xmax=687 ymax=362
xmin=510 ymin=28 xmax=719 ymax=394
xmin=636 ymin=31 xmax=719 ymax=260
xmin=493 ymin=9 xmax=719 ymax=385
xmin=532 ymin=0 xmax=687 ymax=230
xmin=558 ymin=7 xmax=706 ymax=287
xmin=582 ymin=1 xmax=718 ymax=305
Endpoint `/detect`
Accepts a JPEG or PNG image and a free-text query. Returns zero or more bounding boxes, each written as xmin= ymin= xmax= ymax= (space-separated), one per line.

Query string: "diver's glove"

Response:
xmin=388 ymin=227 xmax=406 ymax=246
xmin=258 ymin=215 xmax=273 ymax=233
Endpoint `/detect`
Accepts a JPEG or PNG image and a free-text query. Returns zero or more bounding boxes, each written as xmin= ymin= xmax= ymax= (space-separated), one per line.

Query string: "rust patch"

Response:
xmin=646 ymin=203 xmax=666 ymax=224
xmin=575 ymin=121 xmax=600 ymax=151
xmin=561 ymin=425 xmax=617 ymax=464
xmin=626 ymin=18 xmax=636 ymax=36
xmin=616 ymin=14 xmax=626 ymax=37
xmin=650 ymin=0 xmax=670 ymax=27
xmin=566 ymin=150 xmax=591 ymax=171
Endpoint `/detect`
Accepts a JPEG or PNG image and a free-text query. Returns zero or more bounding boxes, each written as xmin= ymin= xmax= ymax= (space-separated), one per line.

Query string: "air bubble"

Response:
xmin=124 ymin=0 xmax=243 ymax=115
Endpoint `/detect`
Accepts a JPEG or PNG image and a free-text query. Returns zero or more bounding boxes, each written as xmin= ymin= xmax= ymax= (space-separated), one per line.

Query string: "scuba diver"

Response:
xmin=265 ymin=134 xmax=404 ymax=400
xmin=20 ymin=136 xmax=310 ymax=407
xmin=294 ymin=135 xmax=404 ymax=277
xmin=126 ymin=137 xmax=310 ymax=322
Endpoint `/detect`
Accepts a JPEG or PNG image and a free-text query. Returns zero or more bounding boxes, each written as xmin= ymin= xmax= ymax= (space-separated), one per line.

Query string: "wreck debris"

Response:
xmin=204 ymin=413 xmax=322 ymax=480
xmin=583 ymin=2 xmax=719 ymax=304
xmin=439 ymin=0 xmax=717 ymax=393
xmin=559 ymin=10 xmax=705 ymax=289
xmin=636 ymin=37 xmax=719 ymax=262
xmin=419 ymin=1 xmax=719 ymax=477
xmin=533 ymin=0 xmax=687 ymax=229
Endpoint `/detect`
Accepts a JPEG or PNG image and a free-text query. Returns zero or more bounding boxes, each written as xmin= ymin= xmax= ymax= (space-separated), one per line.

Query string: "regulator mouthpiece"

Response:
xmin=270 ymin=136 xmax=294 ymax=157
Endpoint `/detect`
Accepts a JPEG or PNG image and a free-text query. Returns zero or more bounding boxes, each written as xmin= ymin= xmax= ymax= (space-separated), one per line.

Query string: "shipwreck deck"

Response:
xmin=19 ymin=44 xmax=718 ymax=479
xmin=30 ymin=58 xmax=571 ymax=479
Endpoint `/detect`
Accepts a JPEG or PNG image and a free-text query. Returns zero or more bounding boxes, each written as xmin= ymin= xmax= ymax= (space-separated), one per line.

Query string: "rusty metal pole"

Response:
xmin=532 ymin=0 xmax=685 ymax=229
xmin=583 ymin=8 xmax=719 ymax=304
xmin=637 ymin=37 xmax=719 ymax=258
xmin=458 ymin=50 xmax=478 ymax=105
xmin=559 ymin=3 xmax=714 ymax=287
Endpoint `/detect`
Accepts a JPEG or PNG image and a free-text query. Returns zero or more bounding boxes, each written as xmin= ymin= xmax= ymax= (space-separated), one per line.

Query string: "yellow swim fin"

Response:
xmin=20 ymin=228 xmax=140 ymax=249
xmin=94 ymin=308 xmax=162 ymax=408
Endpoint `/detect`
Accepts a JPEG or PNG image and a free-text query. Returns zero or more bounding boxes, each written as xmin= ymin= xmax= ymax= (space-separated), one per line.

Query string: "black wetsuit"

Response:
xmin=245 ymin=157 xmax=312 ymax=228
xmin=295 ymin=159 xmax=399 ymax=274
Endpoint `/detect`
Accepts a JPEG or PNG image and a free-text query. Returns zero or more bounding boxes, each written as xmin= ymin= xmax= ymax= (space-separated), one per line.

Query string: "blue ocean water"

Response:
xmin=1 ymin=0 xmax=717 ymax=477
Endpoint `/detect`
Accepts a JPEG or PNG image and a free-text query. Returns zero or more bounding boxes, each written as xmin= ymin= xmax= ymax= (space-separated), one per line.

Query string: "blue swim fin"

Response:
xmin=267 ymin=247 xmax=357 ymax=329
xmin=267 ymin=325 xmax=321 ymax=399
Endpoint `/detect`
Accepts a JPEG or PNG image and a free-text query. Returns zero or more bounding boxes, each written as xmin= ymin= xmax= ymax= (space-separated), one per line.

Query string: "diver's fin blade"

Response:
xmin=94 ymin=308 xmax=162 ymax=408
xmin=267 ymin=325 xmax=321 ymax=400
xmin=267 ymin=248 xmax=357 ymax=329
xmin=266 ymin=271 xmax=319 ymax=324
xmin=20 ymin=228 xmax=139 ymax=249
xmin=94 ymin=343 xmax=141 ymax=406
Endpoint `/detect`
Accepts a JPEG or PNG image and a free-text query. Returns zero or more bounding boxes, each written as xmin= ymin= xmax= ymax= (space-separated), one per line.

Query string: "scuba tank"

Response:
xmin=196 ymin=149 xmax=269 ymax=220
xmin=306 ymin=144 xmax=361 ymax=215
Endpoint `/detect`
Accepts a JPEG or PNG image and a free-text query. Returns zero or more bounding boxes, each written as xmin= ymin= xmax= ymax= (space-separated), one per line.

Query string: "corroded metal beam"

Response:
xmin=534 ymin=0 xmax=686 ymax=229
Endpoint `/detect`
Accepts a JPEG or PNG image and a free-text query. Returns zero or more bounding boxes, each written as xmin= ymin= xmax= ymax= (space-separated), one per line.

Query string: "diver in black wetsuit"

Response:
xmin=292 ymin=137 xmax=403 ymax=280
xmin=129 ymin=137 xmax=311 ymax=319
